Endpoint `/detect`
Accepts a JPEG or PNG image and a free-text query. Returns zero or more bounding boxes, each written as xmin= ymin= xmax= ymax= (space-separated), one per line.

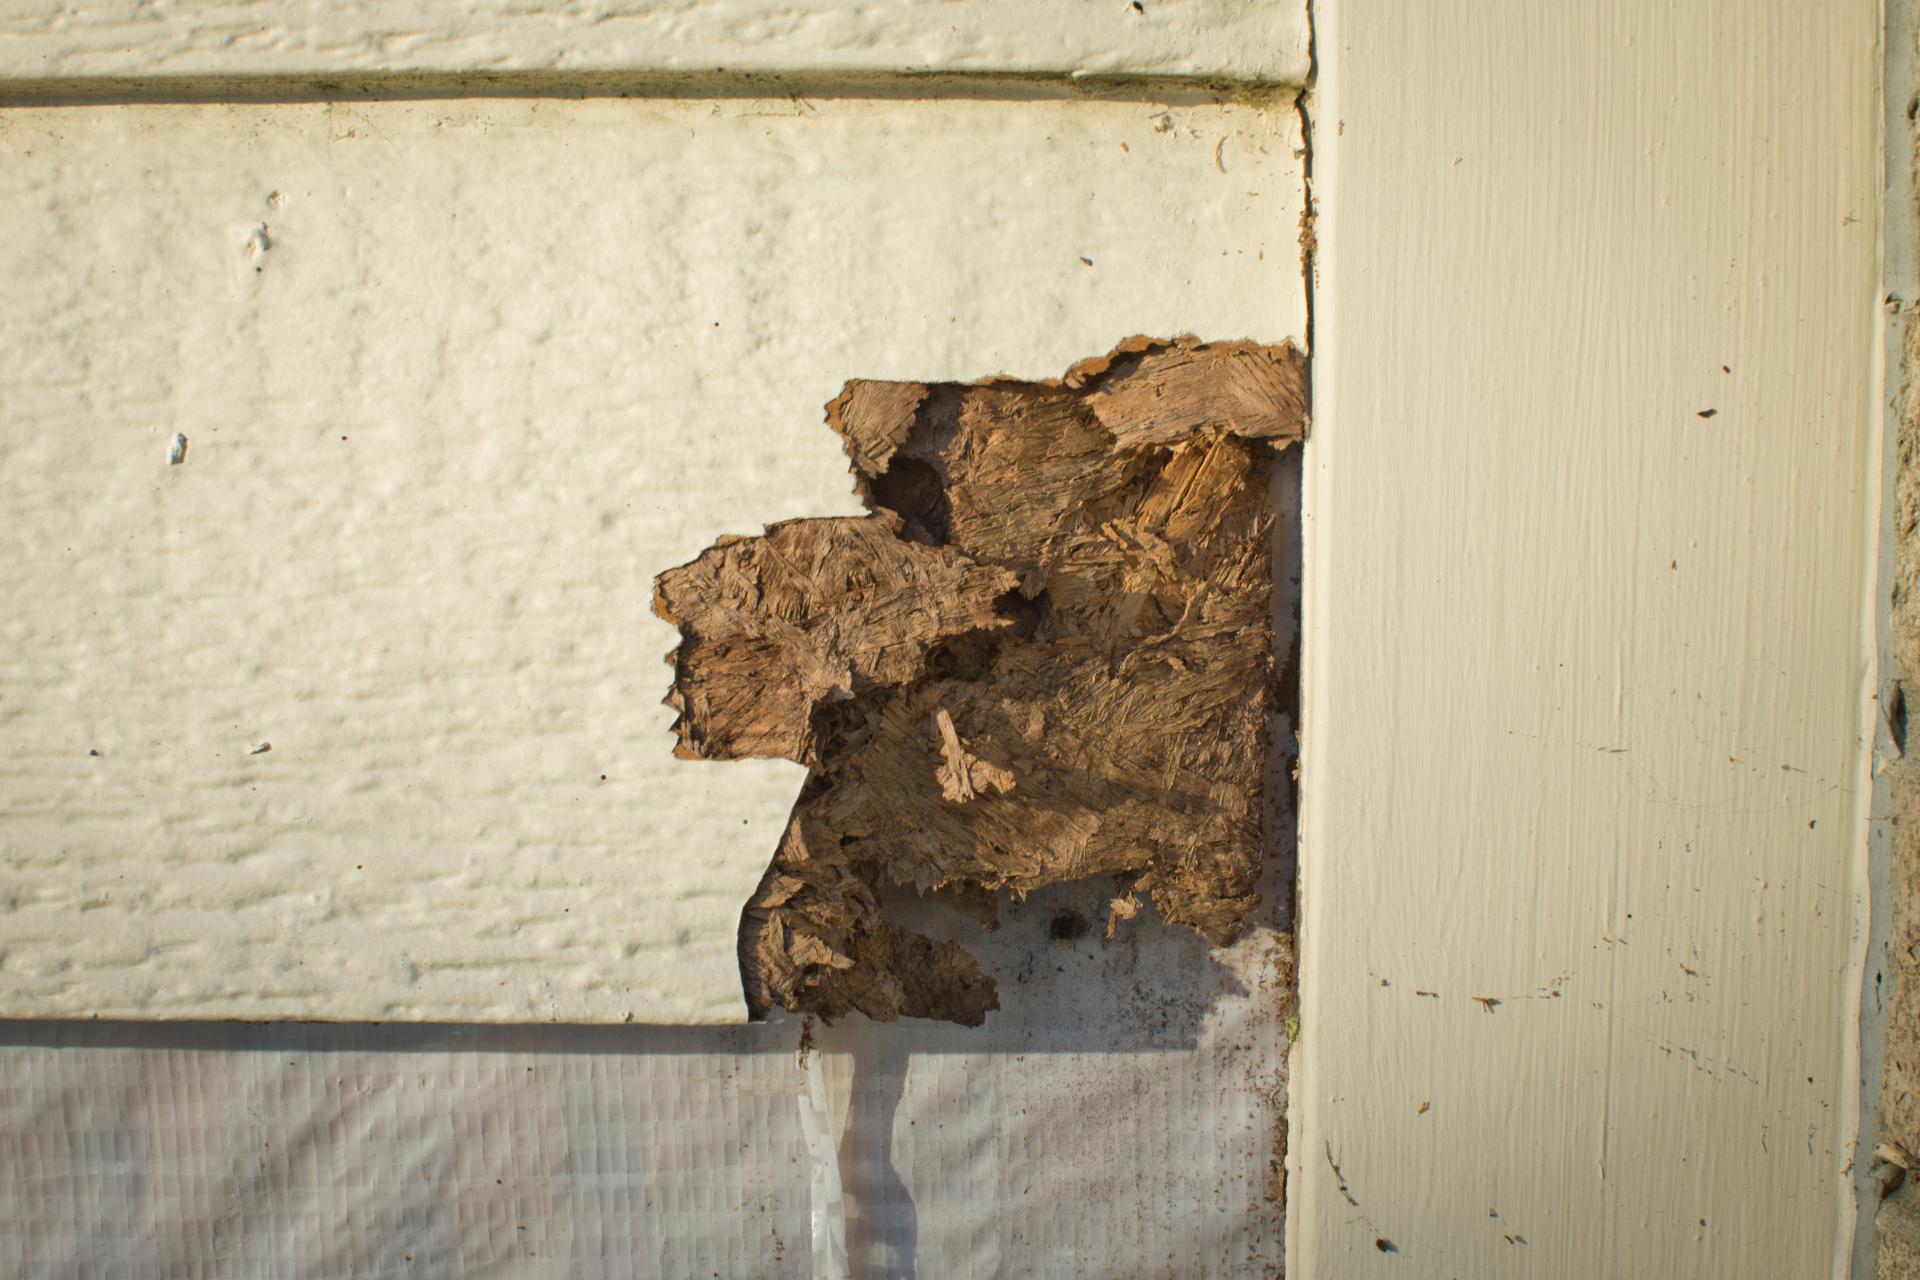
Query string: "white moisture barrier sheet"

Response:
xmin=0 ymin=870 xmax=1297 ymax=1278
xmin=0 ymin=94 xmax=1305 ymax=1024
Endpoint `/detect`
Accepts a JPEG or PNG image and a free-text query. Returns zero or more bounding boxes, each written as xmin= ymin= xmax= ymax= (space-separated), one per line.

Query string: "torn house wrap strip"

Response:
xmin=654 ymin=336 xmax=1308 ymax=1025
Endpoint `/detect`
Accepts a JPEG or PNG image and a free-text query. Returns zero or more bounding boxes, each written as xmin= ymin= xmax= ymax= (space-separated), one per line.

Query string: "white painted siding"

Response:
xmin=1293 ymin=3 xmax=1882 ymax=1276
xmin=0 ymin=93 xmax=1306 ymax=1023
xmin=0 ymin=0 xmax=1309 ymax=86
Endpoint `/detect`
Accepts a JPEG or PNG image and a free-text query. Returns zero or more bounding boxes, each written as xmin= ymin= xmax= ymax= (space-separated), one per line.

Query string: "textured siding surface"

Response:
xmin=0 ymin=0 xmax=1310 ymax=87
xmin=0 ymin=93 xmax=1306 ymax=1023
xmin=1293 ymin=2 xmax=1881 ymax=1276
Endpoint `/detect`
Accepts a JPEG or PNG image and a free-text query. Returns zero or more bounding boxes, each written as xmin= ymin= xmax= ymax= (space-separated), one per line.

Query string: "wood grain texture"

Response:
xmin=0 ymin=0 xmax=1310 ymax=88
xmin=1294 ymin=2 xmax=1880 ymax=1276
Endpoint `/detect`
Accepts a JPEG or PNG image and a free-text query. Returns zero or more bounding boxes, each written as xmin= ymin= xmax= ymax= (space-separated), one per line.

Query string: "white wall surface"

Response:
xmin=0 ymin=93 xmax=1305 ymax=1023
xmin=1294 ymin=2 xmax=1881 ymax=1277
xmin=0 ymin=0 xmax=1309 ymax=87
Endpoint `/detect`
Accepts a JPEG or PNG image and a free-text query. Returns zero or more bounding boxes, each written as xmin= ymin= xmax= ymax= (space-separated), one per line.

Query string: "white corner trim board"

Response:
xmin=0 ymin=94 xmax=1306 ymax=1024
xmin=0 ymin=0 xmax=1310 ymax=88
xmin=1295 ymin=2 xmax=1880 ymax=1277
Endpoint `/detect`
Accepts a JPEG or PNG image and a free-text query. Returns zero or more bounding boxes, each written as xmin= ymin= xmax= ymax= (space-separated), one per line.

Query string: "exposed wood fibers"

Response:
xmin=654 ymin=335 xmax=1307 ymax=1024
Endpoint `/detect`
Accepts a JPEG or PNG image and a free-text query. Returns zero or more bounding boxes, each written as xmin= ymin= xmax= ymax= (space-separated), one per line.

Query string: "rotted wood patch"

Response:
xmin=654 ymin=336 xmax=1308 ymax=1025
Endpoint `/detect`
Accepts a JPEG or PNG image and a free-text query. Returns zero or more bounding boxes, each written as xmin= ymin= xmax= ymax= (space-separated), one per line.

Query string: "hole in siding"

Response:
xmin=654 ymin=335 xmax=1307 ymax=1026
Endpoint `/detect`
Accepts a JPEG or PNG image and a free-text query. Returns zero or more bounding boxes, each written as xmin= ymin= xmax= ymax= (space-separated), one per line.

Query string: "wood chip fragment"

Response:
xmin=1066 ymin=334 xmax=1310 ymax=447
xmin=654 ymin=514 xmax=1015 ymax=762
xmin=826 ymin=379 xmax=929 ymax=476
xmin=934 ymin=708 xmax=1016 ymax=803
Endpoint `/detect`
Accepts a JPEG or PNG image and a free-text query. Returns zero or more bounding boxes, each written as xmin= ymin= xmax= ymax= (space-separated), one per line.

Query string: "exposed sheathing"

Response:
xmin=655 ymin=336 xmax=1307 ymax=1024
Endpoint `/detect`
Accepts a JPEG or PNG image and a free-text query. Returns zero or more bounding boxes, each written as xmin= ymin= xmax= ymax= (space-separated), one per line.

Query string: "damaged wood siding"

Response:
xmin=0 ymin=95 xmax=1303 ymax=1025
xmin=655 ymin=337 xmax=1307 ymax=1025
